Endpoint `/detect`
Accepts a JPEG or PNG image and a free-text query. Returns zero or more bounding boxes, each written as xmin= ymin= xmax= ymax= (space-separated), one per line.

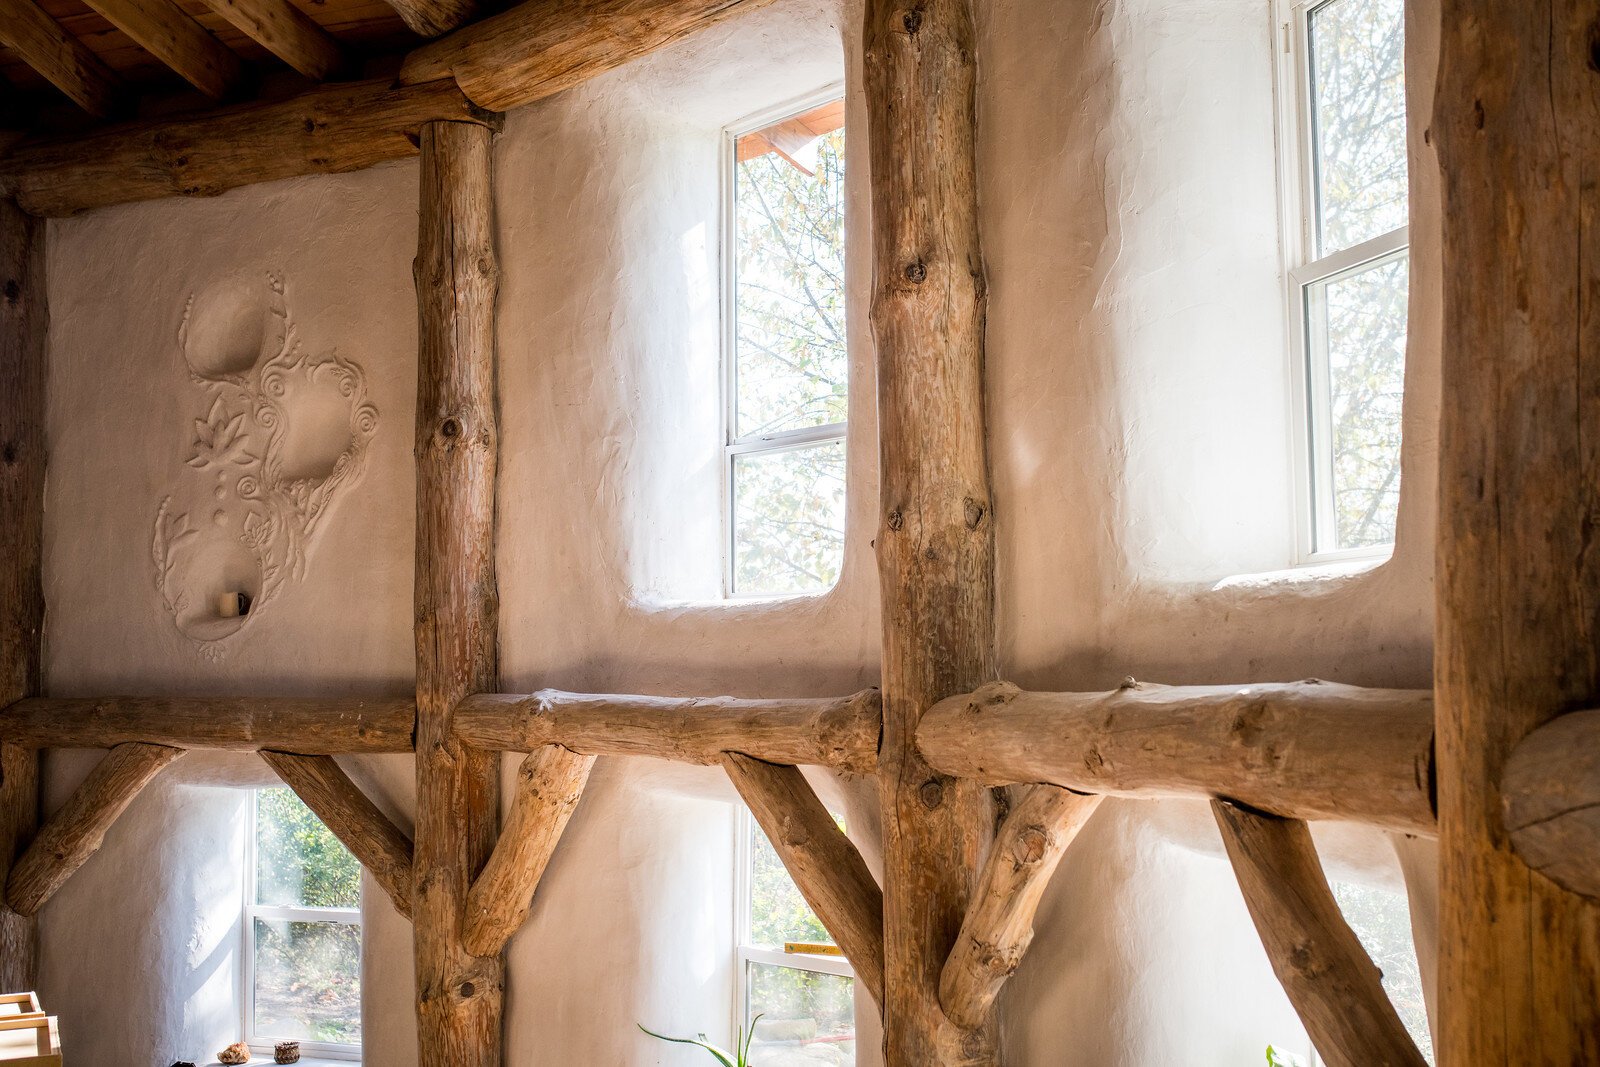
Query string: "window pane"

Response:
xmin=749 ymin=814 xmax=833 ymax=946
xmin=732 ymin=439 xmax=845 ymax=596
xmin=747 ymin=962 xmax=855 ymax=1066
xmin=1332 ymin=882 xmax=1433 ymax=1063
xmin=252 ymin=918 xmax=362 ymax=1045
xmin=734 ymin=107 xmax=848 ymax=439
xmin=255 ymin=787 xmax=361 ymax=909
xmin=1307 ymin=252 xmax=1407 ymax=551
xmin=1309 ymin=0 xmax=1408 ymax=254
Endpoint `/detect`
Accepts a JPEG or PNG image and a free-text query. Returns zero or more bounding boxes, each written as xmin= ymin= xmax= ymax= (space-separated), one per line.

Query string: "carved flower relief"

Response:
xmin=186 ymin=396 xmax=258 ymax=472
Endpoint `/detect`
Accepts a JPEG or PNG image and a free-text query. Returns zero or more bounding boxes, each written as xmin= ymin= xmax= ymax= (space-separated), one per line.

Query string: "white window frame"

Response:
xmin=733 ymin=807 xmax=855 ymax=1047
xmin=720 ymin=83 xmax=849 ymax=599
xmin=1274 ymin=0 xmax=1410 ymax=564
xmin=242 ymin=788 xmax=363 ymax=1061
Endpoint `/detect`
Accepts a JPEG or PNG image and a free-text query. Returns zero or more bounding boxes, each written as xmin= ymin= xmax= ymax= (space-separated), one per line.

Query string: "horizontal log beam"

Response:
xmin=1213 ymin=800 xmax=1426 ymax=1067
xmin=1502 ymin=709 xmax=1600 ymax=900
xmin=918 ymin=680 xmax=1435 ymax=834
xmin=382 ymin=0 xmax=479 ymax=38
xmin=462 ymin=746 xmax=594 ymax=956
xmin=939 ymin=785 xmax=1101 ymax=1029
xmin=0 ymin=696 xmax=416 ymax=753
xmin=724 ymin=753 xmax=884 ymax=1011
xmin=6 ymin=742 xmax=185 ymax=916
xmin=398 ymin=0 xmax=778 ymax=113
xmin=260 ymin=751 xmax=415 ymax=920
xmin=0 ymin=77 xmax=494 ymax=218
xmin=455 ymin=689 xmax=880 ymax=773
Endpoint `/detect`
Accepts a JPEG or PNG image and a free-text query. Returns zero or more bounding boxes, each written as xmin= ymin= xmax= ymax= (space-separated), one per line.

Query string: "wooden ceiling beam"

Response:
xmin=78 ymin=0 xmax=248 ymax=99
xmin=0 ymin=0 xmax=124 ymax=118
xmin=0 ymin=77 xmax=494 ymax=217
xmin=201 ymin=0 xmax=348 ymax=81
xmin=382 ymin=0 xmax=479 ymax=40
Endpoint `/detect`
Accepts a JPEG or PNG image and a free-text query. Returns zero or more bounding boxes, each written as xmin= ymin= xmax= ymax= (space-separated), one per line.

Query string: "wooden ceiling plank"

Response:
xmin=200 ymin=0 xmax=346 ymax=80
xmin=380 ymin=0 xmax=478 ymax=40
xmin=0 ymin=0 xmax=124 ymax=117
xmin=79 ymin=0 xmax=247 ymax=98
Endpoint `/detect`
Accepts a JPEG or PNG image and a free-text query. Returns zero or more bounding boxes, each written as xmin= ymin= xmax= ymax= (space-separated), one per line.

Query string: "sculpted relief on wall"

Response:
xmin=152 ymin=274 xmax=379 ymax=657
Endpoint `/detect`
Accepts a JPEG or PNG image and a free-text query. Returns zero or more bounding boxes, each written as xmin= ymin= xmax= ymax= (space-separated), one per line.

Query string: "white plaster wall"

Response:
xmin=34 ymin=0 xmax=1443 ymax=1063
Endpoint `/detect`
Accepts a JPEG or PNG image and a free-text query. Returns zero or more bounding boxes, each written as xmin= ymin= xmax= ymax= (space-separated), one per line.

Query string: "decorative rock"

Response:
xmin=217 ymin=1042 xmax=251 ymax=1065
xmin=274 ymin=1041 xmax=301 ymax=1064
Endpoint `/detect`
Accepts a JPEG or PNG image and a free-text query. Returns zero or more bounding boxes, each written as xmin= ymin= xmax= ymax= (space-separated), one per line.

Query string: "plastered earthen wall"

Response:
xmin=35 ymin=0 xmax=1442 ymax=1062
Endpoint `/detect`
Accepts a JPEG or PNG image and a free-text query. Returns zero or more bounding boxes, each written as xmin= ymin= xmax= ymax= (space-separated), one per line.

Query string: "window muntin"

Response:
xmin=1281 ymin=0 xmax=1409 ymax=559
xmin=725 ymin=92 xmax=848 ymax=597
xmin=736 ymin=808 xmax=856 ymax=1064
xmin=245 ymin=788 xmax=362 ymax=1058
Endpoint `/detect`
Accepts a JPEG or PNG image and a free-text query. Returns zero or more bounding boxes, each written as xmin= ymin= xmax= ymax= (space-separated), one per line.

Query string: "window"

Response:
xmin=1331 ymin=881 xmax=1432 ymax=1062
xmin=736 ymin=809 xmax=856 ymax=1064
xmin=724 ymin=91 xmax=849 ymax=597
xmin=1278 ymin=0 xmax=1409 ymax=560
xmin=245 ymin=788 xmax=362 ymax=1058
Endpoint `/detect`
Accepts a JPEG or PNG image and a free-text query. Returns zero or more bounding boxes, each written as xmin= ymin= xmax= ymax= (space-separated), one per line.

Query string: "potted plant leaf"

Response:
xmin=638 ymin=1015 xmax=762 ymax=1067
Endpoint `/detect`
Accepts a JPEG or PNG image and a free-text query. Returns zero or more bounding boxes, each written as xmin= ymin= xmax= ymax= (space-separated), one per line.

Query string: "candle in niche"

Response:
xmin=217 ymin=591 xmax=252 ymax=618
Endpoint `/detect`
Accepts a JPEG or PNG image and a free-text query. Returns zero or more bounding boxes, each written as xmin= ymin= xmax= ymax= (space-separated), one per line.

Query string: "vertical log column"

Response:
xmin=413 ymin=119 xmax=503 ymax=1067
xmin=0 ymin=199 xmax=44 ymax=993
xmin=864 ymin=0 xmax=998 ymax=1059
xmin=1433 ymin=2 xmax=1600 ymax=1063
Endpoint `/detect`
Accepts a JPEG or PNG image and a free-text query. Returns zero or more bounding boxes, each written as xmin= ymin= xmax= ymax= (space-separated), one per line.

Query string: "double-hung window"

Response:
xmin=244 ymin=787 xmax=363 ymax=1059
xmin=1278 ymin=0 xmax=1410 ymax=560
xmin=723 ymin=91 xmax=849 ymax=598
xmin=735 ymin=808 xmax=856 ymax=1064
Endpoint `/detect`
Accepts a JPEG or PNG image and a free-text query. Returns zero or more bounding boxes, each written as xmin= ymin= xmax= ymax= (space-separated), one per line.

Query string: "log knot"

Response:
xmin=902 ymin=8 xmax=922 ymax=35
xmin=919 ymin=778 xmax=945 ymax=810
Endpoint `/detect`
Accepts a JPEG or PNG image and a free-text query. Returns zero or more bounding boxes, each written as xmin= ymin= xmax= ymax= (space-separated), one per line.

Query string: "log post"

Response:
xmin=939 ymin=786 xmax=1101 ymax=1029
xmin=1433 ymin=2 xmax=1600 ymax=1061
xmin=413 ymin=117 xmax=502 ymax=1067
xmin=864 ymin=0 xmax=997 ymax=1055
xmin=0 ymin=197 xmax=45 ymax=992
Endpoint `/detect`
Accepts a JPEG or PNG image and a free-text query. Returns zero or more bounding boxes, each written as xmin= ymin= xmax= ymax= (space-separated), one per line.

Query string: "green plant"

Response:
xmin=638 ymin=1015 xmax=762 ymax=1067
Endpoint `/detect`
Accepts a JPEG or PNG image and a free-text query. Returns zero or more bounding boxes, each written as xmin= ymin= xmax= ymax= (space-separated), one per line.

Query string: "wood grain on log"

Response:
xmin=1212 ymin=801 xmax=1425 ymax=1067
xmin=1501 ymin=710 xmax=1600 ymax=900
xmin=918 ymin=681 xmax=1434 ymax=834
xmin=939 ymin=787 xmax=1101 ymax=1029
xmin=398 ymin=0 xmax=777 ymax=112
xmin=79 ymin=0 xmax=246 ymax=99
xmin=865 ymin=0 xmax=997 ymax=1055
xmin=260 ymin=751 xmax=415 ymax=920
xmin=0 ymin=696 xmax=417 ymax=752
xmin=461 ymin=746 xmax=594 ymax=957
xmin=0 ymin=198 xmax=44 ymax=992
xmin=200 ymin=0 xmax=346 ymax=80
xmin=1433 ymin=3 xmax=1600 ymax=1061
xmin=413 ymin=118 xmax=502 ymax=1067
xmin=0 ymin=78 xmax=494 ymax=218
xmin=5 ymin=743 xmax=185 ymax=916
xmin=455 ymin=689 xmax=879 ymax=773
xmin=723 ymin=754 xmax=885 ymax=1010
xmin=382 ymin=0 xmax=478 ymax=40
xmin=0 ymin=0 xmax=123 ymax=117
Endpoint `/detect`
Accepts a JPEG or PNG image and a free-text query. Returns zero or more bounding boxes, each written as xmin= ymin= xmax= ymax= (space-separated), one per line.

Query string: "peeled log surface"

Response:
xmin=0 ymin=78 xmax=494 ymax=218
xmin=0 ymin=0 xmax=123 ymax=117
xmin=918 ymin=681 xmax=1435 ymax=835
xmin=1213 ymin=801 xmax=1425 ymax=1067
xmin=723 ymin=754 xmax=885 ymax=1010
xmin=1502 ymin=710 xmax=1600 ymax=901
xmin=400 ymin=0 xmax=778 ymax=113
xmin=78 ymin=0 xmax=246 ymax=100
xmin=260 ymin=751 xmax=415 ymax=921
xmin=200 ymin=0 xmax=347 ymax=81
xmin=6 ymin=743 xmax=185 ymax=916
xmin=462 ymin=746 xmax=594 ymax=957
xmin=0 ymin=696 xmax=416 ymax=753
xmin=454 ymin=689 xmax=880 ymax=774
xmin=939 ymin=787 xmax=1101 ymax=1029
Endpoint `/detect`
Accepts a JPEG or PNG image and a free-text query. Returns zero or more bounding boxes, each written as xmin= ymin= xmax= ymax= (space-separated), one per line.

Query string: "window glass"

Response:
xmin=746 ymin=962 xmax=856 ymax=1064
xmin=1309 ymin=0 xmax=1408 ymax=255
xmin=732 ymin=440 xmax=846 ymax=597
xmin=252 ymin=918 xmax=362 ymax=1045
xmin=1332 ymin=881 xmax=1433 ymax=1063
xmin=255 ymin=786 xmax=361 ymax=910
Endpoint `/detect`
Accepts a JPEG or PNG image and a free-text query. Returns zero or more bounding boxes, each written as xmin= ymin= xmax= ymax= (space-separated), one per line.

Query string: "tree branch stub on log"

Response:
xmin=453 ymin=689 xmax=879 ymax=773
xmin=917 ymin=680 xmax=1435 ymax=835
xmin=461 ymin=746 xmax=594 ymax=957
xmin=1501 ymin=709 xmax=1600 ymax=901
xmin=260 ymin=751 xmax=415 ymax=921
xmin=723 ymin=753 xmax=885 ymax=1011
xmin=1212 ymin=800 xmax=1425 ymax=1067
xmin=939 ymin=786 xmax=1102 ymax=1030
xmin=6 ymin=743 xmax=185 ymax=917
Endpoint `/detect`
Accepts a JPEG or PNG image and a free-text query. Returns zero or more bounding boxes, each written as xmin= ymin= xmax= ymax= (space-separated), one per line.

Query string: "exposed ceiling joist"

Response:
xmin=79 ymin=0 xmax=248 ymax=99
xmin=0 ymin=0 xmax=125 ymax=118
xmin=200 ymin=0 xmax=348 ymax=81
xmin=380 ymin=0 xmax=480 ymax=40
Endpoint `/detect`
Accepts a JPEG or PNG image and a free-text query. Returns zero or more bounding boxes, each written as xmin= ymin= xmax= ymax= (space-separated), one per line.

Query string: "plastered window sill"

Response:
xmin=1212 ymin=552 xmax=1388 ymax=592
xmin=208 ymin=1057 xmax=357 ymax=1067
